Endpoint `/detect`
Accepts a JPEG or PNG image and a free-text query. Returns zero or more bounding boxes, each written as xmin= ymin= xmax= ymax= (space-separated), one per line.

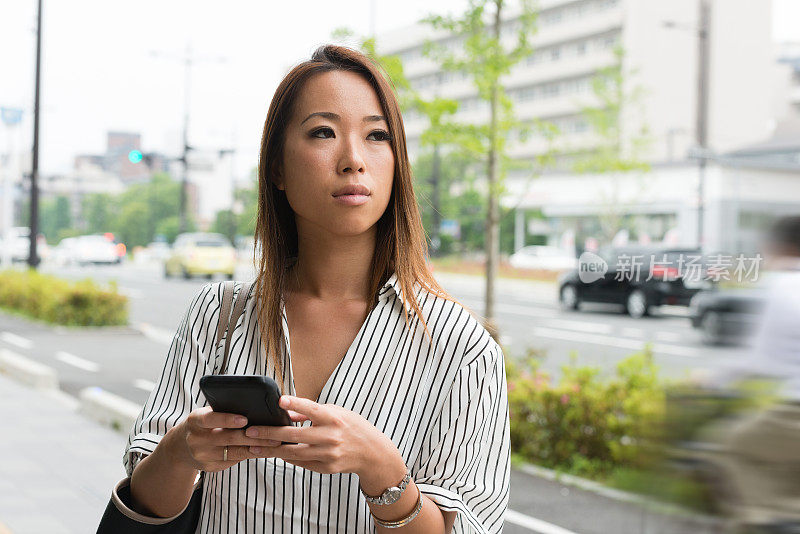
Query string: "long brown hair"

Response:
xmin=254 ymin=44 xmax=461 ymax=390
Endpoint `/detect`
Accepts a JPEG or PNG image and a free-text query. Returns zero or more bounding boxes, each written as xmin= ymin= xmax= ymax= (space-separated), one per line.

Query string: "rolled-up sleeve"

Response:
xmin=123 ymin=282 xmax=221 ymax=477
xmin=413 ymin=337 xmax=511 ymax=534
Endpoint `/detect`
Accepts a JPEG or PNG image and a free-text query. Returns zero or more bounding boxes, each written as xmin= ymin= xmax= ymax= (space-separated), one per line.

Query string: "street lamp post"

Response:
xmin=28 ymin=0 xmax=43 ymax=269
xmin=150 ymin=46 xmax=226 ymax=234
xmin=664 ymin=0 xmax=711 ymax=251
xmin=695 ymin=0 xmax=711 ymax=251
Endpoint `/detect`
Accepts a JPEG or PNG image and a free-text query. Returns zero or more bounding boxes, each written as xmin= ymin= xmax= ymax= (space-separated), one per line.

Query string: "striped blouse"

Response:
xmin=123 ymin=272 xmax=511 ymax=533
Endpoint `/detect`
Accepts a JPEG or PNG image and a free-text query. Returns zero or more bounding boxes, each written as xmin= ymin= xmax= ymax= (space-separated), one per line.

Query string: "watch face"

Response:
xmin=385 ymin=487 xmax=402 ymax=504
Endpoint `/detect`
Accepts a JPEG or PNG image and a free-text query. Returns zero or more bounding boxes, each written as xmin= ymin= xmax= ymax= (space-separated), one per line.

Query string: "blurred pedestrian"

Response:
xmin=700 ymin=215 xmax=800 ymax=531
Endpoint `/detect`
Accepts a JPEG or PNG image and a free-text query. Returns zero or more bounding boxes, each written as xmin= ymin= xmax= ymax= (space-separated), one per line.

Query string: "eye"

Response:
xmin=310 ymin=127 xmax=334 ymax=139
xmin=367 ymin=129 xmax=392 ymax=142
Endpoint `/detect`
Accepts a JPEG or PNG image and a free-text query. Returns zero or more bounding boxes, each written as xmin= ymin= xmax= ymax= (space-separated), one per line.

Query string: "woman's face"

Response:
xmin=276 ymin=70 xmax=395 ymax=237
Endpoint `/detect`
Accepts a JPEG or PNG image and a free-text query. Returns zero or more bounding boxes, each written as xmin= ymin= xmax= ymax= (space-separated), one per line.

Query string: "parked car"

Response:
xmin=234 ymin=236 xmax=256 ymax=262
xmin=509 ymin=245 xmax=577 ymax=271
xmin=0 ymin=226 xmax=49 ymax=263
xmin=558 ymin=246 xmax=714 ymax=318
xmin=688 ymin=289 xmax=765 ymax=345
xmin=145 ymin=241 xmax=172 ymax=262
xmin=165 ymin=232 xmax=236 ymax=279
xmin=52 ymin=235 xmax=122 ymax=265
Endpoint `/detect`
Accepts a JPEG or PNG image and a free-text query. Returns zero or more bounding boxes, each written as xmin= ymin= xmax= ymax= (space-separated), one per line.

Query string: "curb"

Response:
xmin=79 ymin=386 xmax=141 ymax=434
xmin=0 ymin=349 xmax=139 ymax=435
xmin=0 ymin=348 xmax=58 ymax=390
xmin=513 ymin=460 xmax=723 ymax=526
xmin=132 ymin=322 xmax=174 ymax=346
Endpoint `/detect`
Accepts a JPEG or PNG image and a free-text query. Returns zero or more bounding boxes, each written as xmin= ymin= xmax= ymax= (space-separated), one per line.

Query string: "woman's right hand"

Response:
xmin=169 ymin=406 xmax=283 ymax=472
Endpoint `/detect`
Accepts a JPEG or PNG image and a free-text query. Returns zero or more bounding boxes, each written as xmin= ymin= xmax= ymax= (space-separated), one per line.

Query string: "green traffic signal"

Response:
xmin=128 ymin=150 xmax=143 ymax=163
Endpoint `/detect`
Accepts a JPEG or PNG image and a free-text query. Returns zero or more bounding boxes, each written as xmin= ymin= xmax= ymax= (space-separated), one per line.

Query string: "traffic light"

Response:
xmin=128 ymin=150 xmax=143 ymax=163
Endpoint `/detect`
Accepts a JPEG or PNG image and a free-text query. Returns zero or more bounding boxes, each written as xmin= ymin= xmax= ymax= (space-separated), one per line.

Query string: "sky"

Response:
xmin=0 ymin=0 xmax=467 ymax=181
xmin=1 ymin=0 xmax=799 ymax=183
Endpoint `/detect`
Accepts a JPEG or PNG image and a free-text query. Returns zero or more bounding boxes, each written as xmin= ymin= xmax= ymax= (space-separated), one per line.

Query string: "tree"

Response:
xmin=573 ymin=45 xmax=652 ymax=244
xmin=573 ymin=45 xmax=651 ymax=174
xmin=82 ymin=193 xmax=114 ymax=235
xmin=422 ymin=0 xmax=542 ymax=341
xmin=39 ymin=196 xmax=72 ymax=243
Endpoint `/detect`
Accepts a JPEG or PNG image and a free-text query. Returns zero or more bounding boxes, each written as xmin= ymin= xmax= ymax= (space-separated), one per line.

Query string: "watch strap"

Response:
xmin=361 ymin=469 xmax=412 ymax=505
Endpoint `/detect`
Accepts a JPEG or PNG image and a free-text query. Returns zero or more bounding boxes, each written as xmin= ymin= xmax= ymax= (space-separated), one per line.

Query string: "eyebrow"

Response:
xmin=300 ymin=112 xmax=387 ymax=125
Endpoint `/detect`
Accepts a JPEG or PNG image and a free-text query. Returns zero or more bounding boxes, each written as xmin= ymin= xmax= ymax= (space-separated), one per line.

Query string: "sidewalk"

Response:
xmin=0 ymin=372 xmax=128 ymax=534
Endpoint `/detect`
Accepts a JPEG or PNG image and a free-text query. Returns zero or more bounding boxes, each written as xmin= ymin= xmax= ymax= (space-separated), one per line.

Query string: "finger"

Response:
xmin=281 ymin=459 xmax=326 ymax=472
xmin=249 ymin=443 xmax=318 ymax=462
xmin=245 ymin=424 xmax=322 ymax=445
xmin=286 ymin=409 xmax=309 ymax=423
xmin=208 ymin=445 xmax=259 ymax=464
xmin=280 ymin=396 xmax=328 ymax=424
xmin=195 ymin=407 xmax=248 ymax=430
xmin=206 ymin=428 xmax=281 ymax=448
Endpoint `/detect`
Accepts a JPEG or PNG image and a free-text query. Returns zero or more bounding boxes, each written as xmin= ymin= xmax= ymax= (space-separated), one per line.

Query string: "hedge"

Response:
xmin=0 ymin=269 xmax=128 ymax=326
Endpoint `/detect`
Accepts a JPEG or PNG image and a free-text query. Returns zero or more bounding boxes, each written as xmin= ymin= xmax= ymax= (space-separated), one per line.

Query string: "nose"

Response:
xmin=338 ymin=134 xmax=366 ymax=175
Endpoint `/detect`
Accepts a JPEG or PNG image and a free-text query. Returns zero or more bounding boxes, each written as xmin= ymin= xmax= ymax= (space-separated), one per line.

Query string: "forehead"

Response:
xmin=293 ymin=70 xmax=384 ymax=119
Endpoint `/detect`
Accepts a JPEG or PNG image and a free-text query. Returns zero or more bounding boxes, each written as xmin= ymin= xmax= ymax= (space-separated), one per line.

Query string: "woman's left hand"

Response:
xmin=244 ymin=395 xmax=399 ymax=477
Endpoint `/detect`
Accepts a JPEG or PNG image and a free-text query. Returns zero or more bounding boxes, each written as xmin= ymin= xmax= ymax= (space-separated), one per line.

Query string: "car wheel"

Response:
xmin=560 ymin=285 xmax=580 ymax=311
xmin=225 ymin=272 xmax=234 ymax=280
xmin=701 ymin=311 xmax=723 ymax=345
xmin=164 ymin=265 xmax=171 ymax=279
xmin=626 ymin=289 xmax=649 ymax=319
xmin=182 ymin=267 xmax=191 ymax=280
xmin=206 ymin=273 xmax=214 ymax=280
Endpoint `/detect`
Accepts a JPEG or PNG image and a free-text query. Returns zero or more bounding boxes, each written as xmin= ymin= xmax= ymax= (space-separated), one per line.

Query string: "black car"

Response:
xmin=558 ymin=246 xmax=713 ymax=318
xmin=688 ymin=289 xmax=765 ymax=345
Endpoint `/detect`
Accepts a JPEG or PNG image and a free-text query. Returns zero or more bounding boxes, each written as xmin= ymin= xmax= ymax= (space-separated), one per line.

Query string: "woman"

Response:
xmin=123 ymin=44 xmax=510 ymax=533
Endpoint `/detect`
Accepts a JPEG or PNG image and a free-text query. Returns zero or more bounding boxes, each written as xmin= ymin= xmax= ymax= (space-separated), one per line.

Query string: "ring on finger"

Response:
xmin=223 ymin=445 xmax=228 ymax=462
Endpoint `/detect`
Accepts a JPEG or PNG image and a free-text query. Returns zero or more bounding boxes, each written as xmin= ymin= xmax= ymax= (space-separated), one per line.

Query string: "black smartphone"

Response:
xmin=199 ymin=375 xmax=292 ymax=429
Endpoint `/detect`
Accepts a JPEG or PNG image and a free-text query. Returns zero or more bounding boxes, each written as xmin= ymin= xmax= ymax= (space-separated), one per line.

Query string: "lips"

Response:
xmin=332 ymin=183 xmax=371 ymax=197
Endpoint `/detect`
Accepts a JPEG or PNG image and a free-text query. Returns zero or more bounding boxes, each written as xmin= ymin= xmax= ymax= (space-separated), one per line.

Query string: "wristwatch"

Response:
xmin=360 ymin=469 xmax=412 ymax=506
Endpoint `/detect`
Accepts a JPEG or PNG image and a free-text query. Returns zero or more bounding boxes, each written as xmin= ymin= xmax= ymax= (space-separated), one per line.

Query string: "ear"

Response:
xmin=271 ymin=164 xmax=285 ymax=191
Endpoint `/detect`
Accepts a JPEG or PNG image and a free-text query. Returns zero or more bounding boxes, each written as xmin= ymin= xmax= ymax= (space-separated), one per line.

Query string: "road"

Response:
xmin=24 ymin=260 xmax=749 ymax=405
xmin=2 ymin=260 xmax=740 ymax=533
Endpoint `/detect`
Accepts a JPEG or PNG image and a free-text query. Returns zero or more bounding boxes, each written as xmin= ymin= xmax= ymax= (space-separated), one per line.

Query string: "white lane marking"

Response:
xmin=546 ymin=319 xmax=612 ymax=335
xmin=119 ymin=286 xmax=144 ymax=299
xmin=505 ymin=509 xmax=579 ymax=534
xmin=531 ymin=326 xmax=700 ymax=357
xmin=133 ymin=378 xmax=156 ymax=392
xmin=55 ymin=351 xmax=100 ymax=372
xmin=498 ymin=303 xmax=558 ymax=318
xmin=136 ymin=322 xmax=174 ymax=346
xmin=0 ymin=331 xmax=33 ymax=350
xmin=656 ymin=331 xmax=683 ymax=343
xmin=621 ymin=327 xmax=645 ymax=338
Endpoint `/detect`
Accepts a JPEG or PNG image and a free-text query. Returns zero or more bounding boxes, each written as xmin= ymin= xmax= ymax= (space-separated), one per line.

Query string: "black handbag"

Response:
xmin=96 ymin=280 xmax=253 ymax=533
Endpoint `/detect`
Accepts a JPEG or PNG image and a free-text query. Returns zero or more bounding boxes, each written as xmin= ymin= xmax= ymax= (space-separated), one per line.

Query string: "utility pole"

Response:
xmin=179 ymin=48 xmax=193 ymax=234
xmin=28 ymin=0 xmax=43 ymax=269
xmin=150 ymin=46 xmax=225 ymax=234
xmin=696 ymin=0 xmax=710 ymax=251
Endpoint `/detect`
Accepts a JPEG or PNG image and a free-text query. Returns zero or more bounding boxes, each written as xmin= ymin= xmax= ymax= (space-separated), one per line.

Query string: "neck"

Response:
xmin=287 ymin=223 xmax=376 ymax=302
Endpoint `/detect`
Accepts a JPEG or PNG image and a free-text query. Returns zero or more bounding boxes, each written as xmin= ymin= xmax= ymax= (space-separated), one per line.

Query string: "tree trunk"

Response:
xmin=431 ymin=143 xmax=441 ymax=257
xmin=483 ymin=0 xmax=503 ymax=343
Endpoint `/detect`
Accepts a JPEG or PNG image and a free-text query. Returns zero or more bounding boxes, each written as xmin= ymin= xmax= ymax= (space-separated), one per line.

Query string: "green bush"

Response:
xmin=507 ymin=347 xmax=665 ymax=478
xmin=0 ymin=269 xmax=128 ymax=326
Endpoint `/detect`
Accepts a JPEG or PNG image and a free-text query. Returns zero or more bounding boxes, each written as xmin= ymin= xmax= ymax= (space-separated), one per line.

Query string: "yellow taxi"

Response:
xmin=164 ymin=232 xmax=236 ymax=280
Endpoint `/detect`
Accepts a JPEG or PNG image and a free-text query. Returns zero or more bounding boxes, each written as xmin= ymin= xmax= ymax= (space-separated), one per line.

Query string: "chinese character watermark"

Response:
xmin=577 ymin=252 xmax=763 ymax=284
